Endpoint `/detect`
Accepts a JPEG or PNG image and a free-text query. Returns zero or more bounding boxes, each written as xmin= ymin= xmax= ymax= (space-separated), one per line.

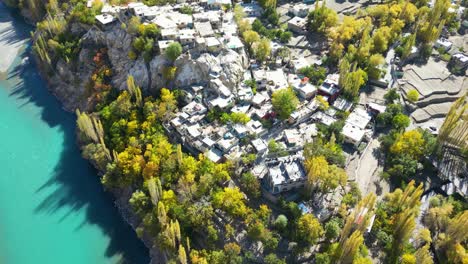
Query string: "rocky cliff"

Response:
xmin=36 ymin=22 xmax=248 ymax=112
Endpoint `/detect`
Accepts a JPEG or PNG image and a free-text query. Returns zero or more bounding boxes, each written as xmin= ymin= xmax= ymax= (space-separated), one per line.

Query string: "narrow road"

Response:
xmin=353 ymin=139 xmax=389 ymax=197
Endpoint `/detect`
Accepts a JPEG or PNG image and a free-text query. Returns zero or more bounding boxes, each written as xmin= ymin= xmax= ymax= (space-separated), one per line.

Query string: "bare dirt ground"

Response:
xmin=347 ymin=139 xmax=389 ymax=198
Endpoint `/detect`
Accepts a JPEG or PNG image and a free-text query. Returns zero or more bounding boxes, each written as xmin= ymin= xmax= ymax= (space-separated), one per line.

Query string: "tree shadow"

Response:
xmin=4 ymin=6 xmax=149 ymax=264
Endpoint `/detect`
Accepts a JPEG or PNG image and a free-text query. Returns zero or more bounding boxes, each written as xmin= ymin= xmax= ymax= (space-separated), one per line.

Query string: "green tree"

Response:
xmin=240 ymin=172 xmax=261 ymax=198
xmin=407 ymin=89 xmax=419 ymax=103
xmin=165 ymin=42 xmax=183 ymax=62
xmin=392 ymin=113 xmax=410 ymax=131
xmin=242 ymin=30 xmax=260 ymax=47
xmin=297 ymin=213 xmax=324 ymax=245
xmin=271 ymin=87 xmax=299 ymax=119
xmin=212 ymin=187 xmax=248 ymax=218
xmin=264 ymin=254 xmax=286 ymax=264
xmin=307 ymin=1 xmax=338 ymax=34
xmin=253 ymin=37 xmax=271 ymax=62
xmin=325 ymin=219 xmax=341 ymax=241
xmin=390 ymin=130 xmax=426 ymax=160
xmin=274 ymin=215 xmax=288 ymax=231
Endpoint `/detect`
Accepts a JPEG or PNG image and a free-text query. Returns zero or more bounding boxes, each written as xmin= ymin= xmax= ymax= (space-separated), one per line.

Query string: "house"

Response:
xmin=333 ymin=97 xmax=353 ymax=112
xmin=233 ymin=124 xmax=248 ymax=138
xmin=207 ymin=0 xmax=231 ymax=9
xmin=251 ymin=138 xmax=268 ymax=155
xmin=217 ymin=138 xmax=238 ymax=152
xmin=290 ymin=76 xmax=317 ymax=99
xmin=207 ymin=96 xmax=234 ymax=110
xmin=100 ymin=4 xmax=121 ymax=14
xmin=179 ymin=29 xmax=196 ymax=46
xmin=451 ymin=53 xmax=468 ymax=69
xmin=205 ymin=37 xmax=223 ymax=53
xmin=434 ymin=38 xmax=453 ymax=52
xmin=158 ymin=40 xmax=175 ymax=53
xmin=128 ymin=2 xmax=146 ymax=17
xmin=224 ymin=35 xmax=244 ymax=52
xmin=195 ymin=37 xmax=206 ymax=51
xmin=194 ymin=21 xmax=215 ymax=37
xmin=95 ymin=14 xmax=116 ymax=28
xmin=237 ymin=86 xmax=254 ymax=102
xmin=152 ymin=16 xmax=177 ymax=29
xmin=170 ymin=12 xmax=193 ymax=28
xmin=342 ymin=108 xmax=372 ymax=146
xmin=266 ymin=69 xmax=288 ymax=93
xmin=288 ymin=16 xmax=307 ymax=34
xmin=264 ymin=159 xmax=306 ymax=194
xmin=161 ymin=28 xmax=178 ymax=40
xmin=207 ymin=147 xmax=224 ymax=163
xmin=367 ymin=102 xmax=386 ymax=115
xmin=247 ymin=120 xmax=264 ymax=135
xmin=182 ymin=101 xmax=208 ymax=116
xmin=240 ymin=2 xmax=263 ymax=17
xmin=318 ymin=75 xmax=340 ymax=102
xmin=289 ymin=3 xmax=310 ymax=17
xmin=312 ymin=111 xmax=337 ymax=126
xmin=186 ymin=123 xmax=202 ymax=138
xmin=251 ymin=92 xmax=268 ymax=107
xmin=132 ymin=4 xmax=150 ymax=18
xmin=283 ymin=129 xmax=302 ymax=146
xmin=252 ymin=68 xmax=267 ymax=89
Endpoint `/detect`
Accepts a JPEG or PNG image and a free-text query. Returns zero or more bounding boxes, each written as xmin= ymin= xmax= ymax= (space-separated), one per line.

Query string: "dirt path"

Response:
xmin=353 ymin=139 xmax=389 ymax=197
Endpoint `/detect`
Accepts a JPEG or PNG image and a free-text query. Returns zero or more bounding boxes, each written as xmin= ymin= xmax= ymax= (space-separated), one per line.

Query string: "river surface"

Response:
xmin=0 ymin=4 xmax=149 ymax=264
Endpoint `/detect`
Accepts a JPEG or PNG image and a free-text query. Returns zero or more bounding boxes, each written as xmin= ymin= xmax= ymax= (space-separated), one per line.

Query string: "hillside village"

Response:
xmin=13 ymin=0 xmax=468 ymax=261
xmin=90 ymin=0 xmax=466 ymax=198
xmin=84 ymin=0 xmax=468 ymax=256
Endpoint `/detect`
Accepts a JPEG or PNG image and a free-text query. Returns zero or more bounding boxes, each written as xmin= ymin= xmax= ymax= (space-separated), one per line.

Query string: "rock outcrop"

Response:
xmin=174 ymin=48 xmax=248 ymax=90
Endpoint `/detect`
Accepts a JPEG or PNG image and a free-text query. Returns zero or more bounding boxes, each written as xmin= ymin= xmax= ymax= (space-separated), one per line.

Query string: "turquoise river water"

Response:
xmin=0 ymin=4 xmax=149 ymax=264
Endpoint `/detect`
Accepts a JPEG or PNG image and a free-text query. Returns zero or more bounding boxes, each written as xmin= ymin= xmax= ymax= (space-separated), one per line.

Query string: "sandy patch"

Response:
xmin=0 ymin=5 xmax=28 ymax=74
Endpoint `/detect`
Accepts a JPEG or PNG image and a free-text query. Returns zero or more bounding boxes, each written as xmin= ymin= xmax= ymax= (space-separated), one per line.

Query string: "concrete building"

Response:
xmin=290 ymin=75 xmax=317 ymax=99
xmin=288 ymin=16 xmax=307 ymax=34
xmin=194 ymin=21 xmax=215 ymax=37
xmin=318 ymin=75 xmax=340 ymax=102
xmin=95 ymin=14 xmax=116 ymax=28
xmin=240 ymin=2 xmax=263 ymax=17
xmin=451 ymin=53 xmax=468 ymax=69
xmin=288 ymin=3 xmax=311 ymax=17
xmin=264 ymin=159 xmax=306 ymax=194
xmin=205 ymin=37 xmax=222 ymax=53
xmin=434 ymin=38 xmax=453 ymax=52
xmin=342 ymin=108 xmax=372 ymax=146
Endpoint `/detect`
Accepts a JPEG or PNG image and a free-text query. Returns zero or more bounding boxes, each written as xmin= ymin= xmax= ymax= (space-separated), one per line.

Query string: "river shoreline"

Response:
xmin=0 ymin=4 xmax=150 ymax=263
xmin=0 ymin=5 xmax=27 ymax=77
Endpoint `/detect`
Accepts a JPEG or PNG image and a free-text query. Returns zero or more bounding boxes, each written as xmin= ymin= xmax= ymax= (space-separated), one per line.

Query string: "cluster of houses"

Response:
xmin=93 ymin=0 xmax=245 ymax=54
xmin=91 ymin=0 xmax=391 ymax=198
xmin=165 ymin=62 xmax=386 ymax=198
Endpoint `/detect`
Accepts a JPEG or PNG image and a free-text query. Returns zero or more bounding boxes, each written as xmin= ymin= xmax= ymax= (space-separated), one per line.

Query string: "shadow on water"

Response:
xmin=3 ymin=5 xmax=149 ymax=264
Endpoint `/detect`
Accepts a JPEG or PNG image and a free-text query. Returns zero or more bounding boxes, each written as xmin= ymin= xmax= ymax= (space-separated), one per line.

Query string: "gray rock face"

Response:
xmin=174 ymin=49 xmax=247 ymax=90
xmin=128 ymin=58 xmax=149 ymax=90
xmin=150 ymin=54 xmax=170 ymax=89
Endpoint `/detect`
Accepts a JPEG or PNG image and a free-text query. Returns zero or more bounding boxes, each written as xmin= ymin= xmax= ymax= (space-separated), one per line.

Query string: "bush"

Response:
xmin=165 ymin=42 xmax=183 ymax=61
xmin=406 ymin=89 xmax=419 ymax=103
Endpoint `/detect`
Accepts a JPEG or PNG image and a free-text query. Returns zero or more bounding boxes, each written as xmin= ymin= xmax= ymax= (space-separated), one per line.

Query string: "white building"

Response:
xmin=265 ymin=159 xmax=306 ymax=194
xmin=342 ymin=108 xmax=372 ymax=146
xmin=95 ymin=14 xmax=116 ymax=27
xmin=434 ymin=38 xmax=453 ymax=52
xmin=290 ymin=75 xmax=317 ymax=99
xmin=288 ymin=16 xmax=307 ymax=34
